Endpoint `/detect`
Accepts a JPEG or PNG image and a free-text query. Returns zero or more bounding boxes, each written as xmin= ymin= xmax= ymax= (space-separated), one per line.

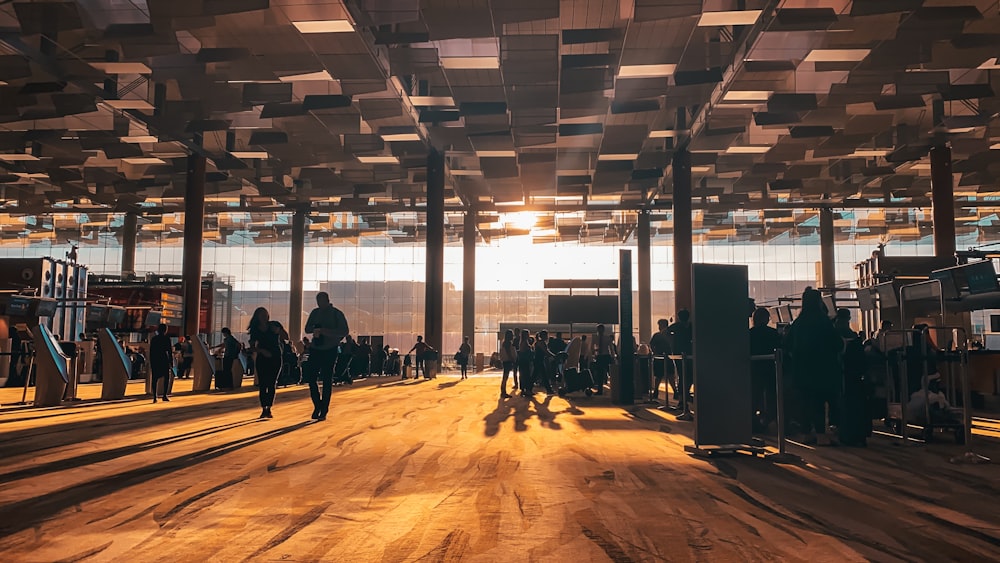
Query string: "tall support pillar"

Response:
xmin=930 ymin=145 xmax=956 ymax=258
xmin=463 ymin=210 xmax=476 ymax=356
xmin=289 ymin=207 xmax=307 ymax=343
xmin=425 ymin=148 xmax=445 ymax=354
xmin=819 ymin=207 xmax=836 ymax=289
xmin=182 ymin=154 xmax=206 ymax=337
xmin=672 ymin=149 xmax=692 ymax=314
xmin=637 ymin=210 xmax=652 ymax=342
xmin=121 ymin=211 xmax=138 ymax=276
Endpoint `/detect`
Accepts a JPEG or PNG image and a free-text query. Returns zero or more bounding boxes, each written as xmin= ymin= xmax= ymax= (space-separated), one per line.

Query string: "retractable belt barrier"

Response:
xmin=751 ymin=352 xmax=796 ymax=461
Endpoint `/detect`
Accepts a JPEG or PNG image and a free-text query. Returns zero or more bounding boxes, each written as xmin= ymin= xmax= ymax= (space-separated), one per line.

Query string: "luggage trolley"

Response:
xmin=882 ymin=327 xmax=966 ymax=444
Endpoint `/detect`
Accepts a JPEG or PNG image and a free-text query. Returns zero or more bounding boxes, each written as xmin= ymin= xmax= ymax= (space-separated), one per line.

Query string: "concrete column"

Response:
xmin=930 ymin=145 xmax=956 ymax=258
xmin=121 ymin=211 xmax=137 ymax=276
xmin=637 ymin=210 xmax=652 ymax=342
xmin=182 ymin=154 xmax=206 ymax=338
xmin=463 ymin=210 xmax=476 ymax=356
xmin=289 ymin=207 xmax=307 ymax=343
xmin=819 ymin=207 xmax=836 ymax=289
xmin=425 ymin=148 xmax=445 ymax=354
xmin=672 ymin=149 xmax=692 ymax=314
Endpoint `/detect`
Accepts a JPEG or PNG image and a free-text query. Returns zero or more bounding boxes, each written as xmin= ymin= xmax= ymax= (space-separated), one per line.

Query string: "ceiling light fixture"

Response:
xmin=725 ymin=146 xmax=771 ymax=154
xmin=697 ymin=10 xmax=763 ymax=26
xmin=106 ymin=99 xmax=155 ymax=110
xmin=278 ymin=70 xmax=335 ymax=82
xmin=850 ymin=149 xmax=890 ymax=157
xmin=120 ymin=136 xmax=159 ymax=143
xmin=409 ymin=96 xmax=456 ymax=106
xmin=122 ymin=157 xmax=166 ymax=165
xmin=722 ymin=90 xmax=772 ymax=102
xmin=803 ymin=49 xmax=871 ymax=62
xmin=91 ymin=62 xmax=152 ymax=74
xmin=477 ymin=151 xmax=516 ymax=158
xmin=232 ymin=151 xmax=270 ymax=159
xmin=649 ymin=130 xmax=687 ymax=138
xmin=441 ymin=57 xmax=500 ymax=70
xmin=381 ymin=134 xmax=422 ymax=142
xmin=450 ymin=169 xmax=483 ymax=176
xmin=357 ymin=156 xmax=400 ymax=164
xmin=978 ymin=58 xmax=1000 ymax=70
xmin=691 ymin=166 xmax=713 ymax=173
xmin=598 ymin=154 xmax=638 ymax=161
xmin=292 ymin=20 xmax=355 ymax=34
xmin=618 ymin=64 xmax=676 ymax=78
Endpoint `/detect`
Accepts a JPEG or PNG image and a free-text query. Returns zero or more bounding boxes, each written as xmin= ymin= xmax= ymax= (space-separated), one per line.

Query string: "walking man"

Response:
xmin=304 ymin=292 xmax=350 ymax=421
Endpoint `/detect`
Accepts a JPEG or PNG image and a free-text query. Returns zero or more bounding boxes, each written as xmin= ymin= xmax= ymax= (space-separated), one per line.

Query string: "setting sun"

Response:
xmin=502 ymin=211 xmax=537 ymax=231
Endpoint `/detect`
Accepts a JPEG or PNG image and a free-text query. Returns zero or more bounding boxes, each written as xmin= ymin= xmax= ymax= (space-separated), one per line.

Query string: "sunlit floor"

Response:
xmin=1 ymin=373 xmax=998 ymax=562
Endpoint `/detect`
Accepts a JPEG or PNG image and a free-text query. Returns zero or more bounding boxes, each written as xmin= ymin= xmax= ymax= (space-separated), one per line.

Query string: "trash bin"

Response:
xmin=475 ymin=352 xmax=485 ymax=372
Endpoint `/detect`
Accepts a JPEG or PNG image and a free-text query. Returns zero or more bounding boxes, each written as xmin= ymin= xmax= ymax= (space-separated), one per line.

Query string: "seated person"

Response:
xmin=906 ymin=373 xmax=959 ymax=425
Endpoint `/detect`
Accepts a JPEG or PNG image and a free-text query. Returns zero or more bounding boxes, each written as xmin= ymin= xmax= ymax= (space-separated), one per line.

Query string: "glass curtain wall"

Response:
xmin=4 ymin=207 xmax=989 ymax=357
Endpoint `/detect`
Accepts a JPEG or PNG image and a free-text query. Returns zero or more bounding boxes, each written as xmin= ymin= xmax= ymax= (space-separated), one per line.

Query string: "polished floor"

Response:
xmin=0 ymin=374 xmax=998 ymax=562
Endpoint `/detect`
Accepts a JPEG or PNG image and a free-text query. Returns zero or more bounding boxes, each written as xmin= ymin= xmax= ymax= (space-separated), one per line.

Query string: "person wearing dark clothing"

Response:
xmin=531 ymin=331 xmax=556 ymax=396
xmin=749 ymin=308 xmax=782 ymax=432
xmin=548 ymin=333 xmax=567 ymax=381
xmin=592 ymin=324 xmax=616 ymax=395
xmin=500 ymin=329 xmax=517 ymax=398
xmin=249 ymin=308 xmax=285 ymax=419
xmin=304 ymin=292 xmax=350 ymax=421
xmin=835 ymin=308 xmax=869 ymax=446
xmin=408 ymin=335 xmax=435 ymax=379
xmin=217 ymin=327 xmax=241 ymax=389
xmin=649 ymin=319 xmax=675 ymax=404
xmin=149 ymin=324 xmax=173 ymax=403
xmin=357 ymin=337 xmax=373 ymax=377
xmin=457 ymin=336 xmax=472 ymax=379
xmin=516 ymin=330 xmax=533 ymax=398
xmin=668 ymin=310 xmax=693 ymax=402
xmin=786 ymin=288 xmax=843 ymax=444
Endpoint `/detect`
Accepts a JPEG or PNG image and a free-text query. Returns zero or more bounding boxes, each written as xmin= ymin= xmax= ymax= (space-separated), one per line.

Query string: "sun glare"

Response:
xmin=502 ymin=211 xmax=537 ymax=231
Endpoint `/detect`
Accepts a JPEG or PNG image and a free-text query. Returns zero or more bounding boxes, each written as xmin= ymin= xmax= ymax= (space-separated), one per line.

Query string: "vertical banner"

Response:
xmin=616 ymin=249 xmax=634 ymax=405
xmin=692 ymin=263 xmax=751 ymax=446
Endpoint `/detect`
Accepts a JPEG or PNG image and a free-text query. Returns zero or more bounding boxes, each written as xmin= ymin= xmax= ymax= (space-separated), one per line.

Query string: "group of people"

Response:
xmin=146 ymin=292 xmax=351 ymax=421
xmin=496 ymin=325 xmax=620 ymax=399
xmin=751 ymin=288 xmax=870 ymax=446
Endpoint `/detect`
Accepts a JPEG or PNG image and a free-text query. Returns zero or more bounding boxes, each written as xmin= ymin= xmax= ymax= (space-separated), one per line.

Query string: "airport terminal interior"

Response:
xmin=1 ymin=0 xmax=1000 ymax=561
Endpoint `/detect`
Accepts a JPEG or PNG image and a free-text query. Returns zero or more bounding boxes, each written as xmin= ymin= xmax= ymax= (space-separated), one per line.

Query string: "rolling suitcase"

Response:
xmin=559 ymin=367 xmax=595 ymax=397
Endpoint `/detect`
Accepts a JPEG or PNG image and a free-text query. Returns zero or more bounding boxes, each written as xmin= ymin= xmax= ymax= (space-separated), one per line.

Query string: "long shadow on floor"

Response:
xmin=0 ymin=419 xmax=260 ymax=484
xmin=0 ymin=420 xmax=314 ymax=536
xmin=0 ymin=386 xmax=313 ymax=458
xmin=484 ymin=393 xmax=577 ymax=436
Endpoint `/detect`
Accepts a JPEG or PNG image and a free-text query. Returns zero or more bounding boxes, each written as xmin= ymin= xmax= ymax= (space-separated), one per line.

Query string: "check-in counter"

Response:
xmin=98 ymin=329 xmax=130 ymax=400
xmin=192 ymin=337 xmax=215 ymax=392
xmin=32 ymin=325 xmax=69 ymax=407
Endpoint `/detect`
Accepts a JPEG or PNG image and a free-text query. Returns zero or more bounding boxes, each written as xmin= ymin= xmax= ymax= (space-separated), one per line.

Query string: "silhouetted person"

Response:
xmin=457 ymin=336 xmax=471 ymax=379
xmin=668 ymin=310 xmax=693 ymax=403
xmin=304 ymin=292 xmax=349 ymax=420
xmin=149 ymin=324 xmax=172 ymax=403
xmin=749 ymin=308 xmax=782 ymax=432
xmin=835 ymin=308 xmax=868 ymax=446
xmin=786 ymin=288 xmax=842 ymax=444
xmin=517 ymin=330 xmax=533 ymax=398
xmin=531 ymin=331 xmax=555 ymax=396
xmin=649 ymin=319 xmax=674 ymax=404
xmin=408 ymin=335 xmax=435 ymax=379
xmin=592 ymin=324 xmax=616 ymax=395
xmin=216 ymin=327 xmax=241 ymax=387
xmin=249 ymin=308 xmax=285 ymax=419
xmin=500 ymin=329 xmax=517 ymax=398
